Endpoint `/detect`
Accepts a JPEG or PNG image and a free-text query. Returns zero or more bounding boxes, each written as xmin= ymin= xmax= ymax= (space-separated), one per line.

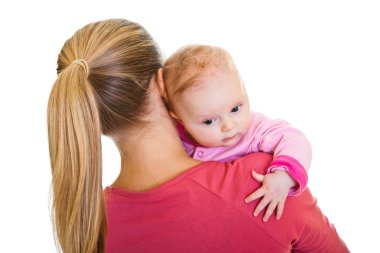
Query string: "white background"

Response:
xmin=0 ymin=0 xmax=379 ymax=252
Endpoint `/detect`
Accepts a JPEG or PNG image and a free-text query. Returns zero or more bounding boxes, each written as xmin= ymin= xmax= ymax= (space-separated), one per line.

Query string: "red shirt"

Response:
xmin=105 ymin=153 xmax=348 ymax=253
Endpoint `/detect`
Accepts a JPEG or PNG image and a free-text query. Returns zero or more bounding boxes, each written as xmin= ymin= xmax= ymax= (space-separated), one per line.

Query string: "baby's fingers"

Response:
xmin=275 ymin=200 xmax=285 ymax=220
xmin=245 ymin=187 xmax=265 ymax=203
xmin=263 ymin=201 xmax=278 ymax=222
xmin=251 ymin=170 xmax=265 ymax=183
xmin=253 ymin=196 xmax=271 ymax=217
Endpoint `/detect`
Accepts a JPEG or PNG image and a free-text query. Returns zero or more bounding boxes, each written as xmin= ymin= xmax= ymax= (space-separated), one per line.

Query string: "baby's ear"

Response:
xmin=156 ymin=68 xmax=166 ymax=97
xmin=169 ymin=111 xmax=182 ymax=123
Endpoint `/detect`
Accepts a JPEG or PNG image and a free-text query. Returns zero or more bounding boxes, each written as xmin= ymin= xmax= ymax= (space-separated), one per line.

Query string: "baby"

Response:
xmin=162 ymin=45 xmax=312 ymax=221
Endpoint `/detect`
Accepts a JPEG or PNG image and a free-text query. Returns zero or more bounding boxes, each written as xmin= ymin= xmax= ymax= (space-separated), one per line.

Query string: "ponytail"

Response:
xmin=48 ymin=63 xmax=106 ymax=252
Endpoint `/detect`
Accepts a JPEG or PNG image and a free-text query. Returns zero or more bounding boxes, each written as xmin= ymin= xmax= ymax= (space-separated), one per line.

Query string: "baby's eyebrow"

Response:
xmin=198 ymin=115 xmax=212 ymax=120
xmin=198 ymin=115 xmax=215 ymax=121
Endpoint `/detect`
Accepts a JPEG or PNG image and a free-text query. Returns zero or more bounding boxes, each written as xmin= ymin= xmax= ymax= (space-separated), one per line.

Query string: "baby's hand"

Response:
xmin=245 ymin=169 xmax=296 ymax=222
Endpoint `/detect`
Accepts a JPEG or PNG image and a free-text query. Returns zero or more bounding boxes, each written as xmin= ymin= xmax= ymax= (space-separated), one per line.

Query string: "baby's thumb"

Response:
xmin=251 ymin=170 xmax=265 ymax=182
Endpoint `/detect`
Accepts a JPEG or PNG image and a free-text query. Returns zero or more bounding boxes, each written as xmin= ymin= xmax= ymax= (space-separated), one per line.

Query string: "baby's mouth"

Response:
xmin=223 ymin=133 xmax=239 ymax=142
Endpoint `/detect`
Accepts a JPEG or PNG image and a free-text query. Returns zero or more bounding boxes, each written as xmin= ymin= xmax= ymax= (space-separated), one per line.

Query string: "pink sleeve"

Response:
xmin=268 ymin=155 xmax=308 ymax=195
xmin=249 ymin=112 xmax=312 ymax=194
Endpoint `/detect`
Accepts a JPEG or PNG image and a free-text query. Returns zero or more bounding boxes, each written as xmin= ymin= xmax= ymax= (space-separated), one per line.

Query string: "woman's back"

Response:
xmin=105 ymin=153 xmax=348 ymax=253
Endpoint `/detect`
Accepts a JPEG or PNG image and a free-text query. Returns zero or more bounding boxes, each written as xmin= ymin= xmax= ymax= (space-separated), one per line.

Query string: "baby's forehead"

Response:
xmin=177 ymin=64 xmax=236 ymax=92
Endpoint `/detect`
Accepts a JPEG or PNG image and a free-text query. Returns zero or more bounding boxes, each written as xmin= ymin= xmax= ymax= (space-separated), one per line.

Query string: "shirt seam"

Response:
xmin=187 ymin=178 xmax=291 ymax=250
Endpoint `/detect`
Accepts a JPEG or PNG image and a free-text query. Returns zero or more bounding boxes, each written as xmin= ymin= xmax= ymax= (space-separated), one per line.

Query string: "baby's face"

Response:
xmin=172 ymin=66 xmax=251 ymax=148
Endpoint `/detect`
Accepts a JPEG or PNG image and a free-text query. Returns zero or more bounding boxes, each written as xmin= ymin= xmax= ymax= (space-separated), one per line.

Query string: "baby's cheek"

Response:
xmin=194 ymin=129 xmax=214 ymax=145
xmin=241 ymin=113 xmax=251 ymax=133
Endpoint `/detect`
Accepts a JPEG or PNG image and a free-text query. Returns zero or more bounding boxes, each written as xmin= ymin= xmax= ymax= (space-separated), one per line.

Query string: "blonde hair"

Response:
xmin=163 ymin=44 xmax=235 ymax=111
xmin=47 ymin=19 xmax=162 ymax=253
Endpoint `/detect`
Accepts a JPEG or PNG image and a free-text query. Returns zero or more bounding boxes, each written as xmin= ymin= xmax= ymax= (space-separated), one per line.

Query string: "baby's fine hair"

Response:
xmin=47 ymin=19 xmax=162 ymax=253
xmin=163 ymin=45 xmax=236 ymax=109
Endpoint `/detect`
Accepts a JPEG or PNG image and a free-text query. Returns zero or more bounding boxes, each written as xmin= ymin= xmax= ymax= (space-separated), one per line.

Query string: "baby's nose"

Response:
xmin=222 ymin=118 xmax=236 ymax=132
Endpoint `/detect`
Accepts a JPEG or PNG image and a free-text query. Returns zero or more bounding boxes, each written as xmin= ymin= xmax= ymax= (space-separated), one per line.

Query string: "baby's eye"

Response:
xmin=231 ymin=105 xmax=242 ymax=113
xmin=203 ymin=118 xmax=216 ymax=125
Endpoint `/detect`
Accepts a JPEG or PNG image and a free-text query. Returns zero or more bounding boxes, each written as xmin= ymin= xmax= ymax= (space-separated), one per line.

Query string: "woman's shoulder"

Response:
xmin=105 ymin=153 xmax=272 ymax=202
xmin=105 ymin=153 xmax=293 ymax=252
xmin=185 ymin=153 xmax=274 ymax=210
xmin=189 ymin=152 xmax=273 ymax=183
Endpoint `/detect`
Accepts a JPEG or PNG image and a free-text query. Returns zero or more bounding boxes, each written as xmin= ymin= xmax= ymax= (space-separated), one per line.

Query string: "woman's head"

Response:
xmin=47 ymin=19 xmax=162 ymax=253
xmin=163 ymin=45 xmax=251 ymax=148
xmin=54 ymin=19 xmax=163 ymax=135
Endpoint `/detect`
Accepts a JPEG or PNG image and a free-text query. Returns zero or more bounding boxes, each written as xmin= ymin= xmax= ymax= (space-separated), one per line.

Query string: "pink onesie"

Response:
xmin=178 ymin=111 xmax=312 ymax=195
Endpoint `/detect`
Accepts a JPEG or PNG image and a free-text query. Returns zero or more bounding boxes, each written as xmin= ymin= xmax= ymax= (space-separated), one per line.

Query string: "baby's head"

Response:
xmin=163 ymin=45 xmax=251 ymax=148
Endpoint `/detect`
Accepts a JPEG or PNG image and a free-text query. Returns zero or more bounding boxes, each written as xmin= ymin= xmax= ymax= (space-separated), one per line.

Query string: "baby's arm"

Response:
xmin=248 ymin=112 xmax=312 ymax=195
xmin=245 ymin=112 xmax=312 ymax=221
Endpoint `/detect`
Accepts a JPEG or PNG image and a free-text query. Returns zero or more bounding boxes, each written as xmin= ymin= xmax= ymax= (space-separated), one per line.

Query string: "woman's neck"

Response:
xmin=112 ymin=114 xmax=201 ymax=192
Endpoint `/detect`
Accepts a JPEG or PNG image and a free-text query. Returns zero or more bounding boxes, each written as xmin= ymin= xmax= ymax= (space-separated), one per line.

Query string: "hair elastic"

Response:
xmin=72 ymin=59 xmax=89 ymax=76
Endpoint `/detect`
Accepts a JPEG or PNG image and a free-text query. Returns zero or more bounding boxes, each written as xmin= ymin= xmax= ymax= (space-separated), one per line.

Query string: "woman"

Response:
xmin=47 ymin=19 xmax=348 ymax=252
